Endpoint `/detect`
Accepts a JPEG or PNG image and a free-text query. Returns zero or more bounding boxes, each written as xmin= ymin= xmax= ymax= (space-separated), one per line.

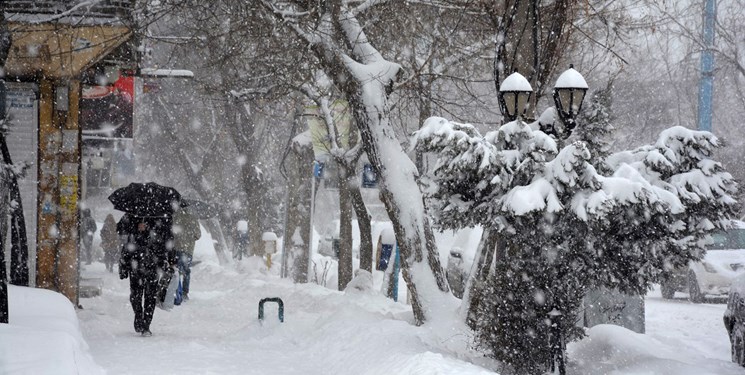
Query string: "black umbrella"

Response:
xmin=108 ymin=182 xmax=182 ymax=217
xmin=181 ymin=198 xmax=219 ymax=219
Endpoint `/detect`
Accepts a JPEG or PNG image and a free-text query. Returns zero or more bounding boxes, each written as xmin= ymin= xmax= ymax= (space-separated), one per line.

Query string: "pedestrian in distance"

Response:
xmin=100 ymin=214 xmax=119 ymax=272
xmin=118 ymin=213 xmax=175 ymax=336
xmin=172 ymin=207 xmax=201 ymax=301
xmin=234 ymin=220 xmax=249 ymax=260
xmin=80 ymin=208 xmax=97 ymax=265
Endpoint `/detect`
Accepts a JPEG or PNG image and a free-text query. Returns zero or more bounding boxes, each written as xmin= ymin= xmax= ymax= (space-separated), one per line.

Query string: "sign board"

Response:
xmin=80 ymin=72 xmax=134 ymax=139
xmin=583 ymin=288 xmax=645 ymax=333
xmin=60 ymin=163 xmax=79 ymax=217
xmin=83 ymin=139 xmax=135 ymax=193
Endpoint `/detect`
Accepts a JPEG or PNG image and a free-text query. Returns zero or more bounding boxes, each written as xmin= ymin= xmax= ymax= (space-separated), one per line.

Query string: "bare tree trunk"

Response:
xmin=282 ymin=132 xmax=313 ymax=283
xmin=463 ymin=228 xmax=498 ymax=329
xmin=224 ymin=99 xmax=266 ymax=257
xmin=0 ymin=9 xmax=9 ymax=324
xmin=337 ymin=166 xmax=354 ymax=290
xmin=494 ymin=0 xmax=576 ymax=108
xmin=338 ymin=44 xmax=448 ymax=327
xmin=155 ymin=97 xmax=231 ymax=264
xmin=260 ymin=1 xmax=449 ymax=324
xmin=241 ymin=161 xmax=265 ymax=257
xmin=351 ymin=186 xmax=372 ymax=273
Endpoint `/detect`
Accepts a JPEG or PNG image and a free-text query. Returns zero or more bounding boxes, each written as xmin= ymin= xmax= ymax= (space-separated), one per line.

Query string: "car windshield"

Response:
xmin=707 ymin=229 xmax=745 ymax=250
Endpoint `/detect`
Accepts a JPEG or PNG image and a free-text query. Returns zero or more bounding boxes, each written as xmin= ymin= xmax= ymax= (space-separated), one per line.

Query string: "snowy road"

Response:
xmin=77 ymin=255 xmax=743 ymax=374
xmin=645 ymin=290 xmax=732 ymax=363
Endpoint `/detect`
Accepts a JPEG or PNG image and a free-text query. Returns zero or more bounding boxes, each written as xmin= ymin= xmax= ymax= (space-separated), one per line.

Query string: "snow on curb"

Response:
xmin=0 ymin=285 xmax=104 ymax=375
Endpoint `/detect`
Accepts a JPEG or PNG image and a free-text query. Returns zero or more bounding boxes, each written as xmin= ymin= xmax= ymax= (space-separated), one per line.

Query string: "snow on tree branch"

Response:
xmin=346 ymin=0 xmax=388 ymax=16
xmin=416 ymin=115 xmax=738 ymax=372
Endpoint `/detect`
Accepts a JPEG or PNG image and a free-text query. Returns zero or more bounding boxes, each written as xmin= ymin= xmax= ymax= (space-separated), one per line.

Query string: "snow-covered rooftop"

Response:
xmin=140 ymin=68 xmax=195 ymax=78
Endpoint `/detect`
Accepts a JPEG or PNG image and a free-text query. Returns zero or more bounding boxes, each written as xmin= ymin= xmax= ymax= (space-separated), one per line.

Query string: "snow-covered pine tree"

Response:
xmin=414 ymin=115 xmax=738 ymax=374
xmin=576 ymin=85 xmax=613 ymax=173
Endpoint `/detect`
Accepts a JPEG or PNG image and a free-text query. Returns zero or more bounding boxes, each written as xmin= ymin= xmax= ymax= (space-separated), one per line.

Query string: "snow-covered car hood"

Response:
xmin=698 ymin=249 xmax=745 ymax=281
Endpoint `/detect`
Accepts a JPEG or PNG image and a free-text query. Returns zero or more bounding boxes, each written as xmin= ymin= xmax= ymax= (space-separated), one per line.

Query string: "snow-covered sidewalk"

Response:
xmin=77 ymin=256 xmax=491 ymax=375
xmin=76 ymin=255 xmax=745 ymax=375
xmin=5 ymin=228 xmax=743 ymax=374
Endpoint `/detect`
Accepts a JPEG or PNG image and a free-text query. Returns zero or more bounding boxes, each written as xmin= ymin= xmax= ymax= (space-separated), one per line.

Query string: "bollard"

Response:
xmin=258 ymin=297 xmax=284 ymax=323
xmin=262 ymin=232 xmax=278 ymax=269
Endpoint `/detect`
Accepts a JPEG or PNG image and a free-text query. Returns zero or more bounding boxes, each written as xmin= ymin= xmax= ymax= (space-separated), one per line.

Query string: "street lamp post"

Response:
xmin=0 ymin=16 xmax=7 ymax=321
xmin=0 ymin=79 xmax=6 ymax=324
xmin=498 ymin=71 xmax=533 ymax=122
xmin=551 ymin=65 xmax=588 ymax=136
xmin=498 ymin=65 xmax=589 ymax=375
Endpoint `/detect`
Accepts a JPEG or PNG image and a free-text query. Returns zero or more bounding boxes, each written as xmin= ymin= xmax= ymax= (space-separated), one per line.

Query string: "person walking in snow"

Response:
xmin=80 ymin=208 xmax=97 ymax=264
xmin=100 ymin=214 xmax=119 ymax=272
xmin=172 ymin=207 xmax=201 ymax=301
xmin=118 ymin=213 xmax=175 ymax=336
xmin=234 ymin=220 xmax=249 ymax=260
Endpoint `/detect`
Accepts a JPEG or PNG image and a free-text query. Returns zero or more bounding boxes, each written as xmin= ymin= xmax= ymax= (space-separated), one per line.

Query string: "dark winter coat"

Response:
xmin=100 ymin=214 xmax=119 ymax=253
xmin=172 ymin=209 xmax=201 ymax=256
xmin=81 ymin=210 xmax=97 ymax=239
xmin=118 ymin=214 xmax=175 ymax=278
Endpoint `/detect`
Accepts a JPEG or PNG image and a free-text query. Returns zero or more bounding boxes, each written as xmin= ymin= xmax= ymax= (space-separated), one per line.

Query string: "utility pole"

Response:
xmin=0 ymin=8 xmax=11 ymax=324
xmin=698 ymin=0 xmax=716 ymax=132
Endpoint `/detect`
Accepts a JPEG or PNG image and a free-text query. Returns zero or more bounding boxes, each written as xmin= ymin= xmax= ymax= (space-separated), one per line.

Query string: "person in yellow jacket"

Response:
xmin=172 ymin=207 xmax=201 ymax=301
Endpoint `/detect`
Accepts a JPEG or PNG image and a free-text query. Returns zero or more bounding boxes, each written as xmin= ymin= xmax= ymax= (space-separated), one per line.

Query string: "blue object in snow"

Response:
xmin=392 ymin=244 xmax=400 ymax=302
xmin=313 ymin=161 xmax=324 ymax=178
xmin=379 ymin=244 xmax=393 ymax=270
xmin=174 ymin=277 xmax=183 ymax=306
xmin=361 ymin=163 xmax=377 ymax=188
xmin=697 ymin=0 xmax=716 ymax=132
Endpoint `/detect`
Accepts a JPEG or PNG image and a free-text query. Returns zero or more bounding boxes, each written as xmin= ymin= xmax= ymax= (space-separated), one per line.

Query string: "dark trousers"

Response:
xmin=82 ymin=235 xmax=93 ymax=264
xmin=129 ymin=270 xmax=158 ymax=332
xmin=178 ymin=252 xmax=193 ymax=296
xmin=103 ymin=247 xmax=118 ymax=272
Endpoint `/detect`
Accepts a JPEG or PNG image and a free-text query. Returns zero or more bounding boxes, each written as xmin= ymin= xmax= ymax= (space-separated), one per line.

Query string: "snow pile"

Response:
xmin=0 ymin=285 xmax=104 ymax=375
xmin=569 ymin=324 xmax=741 ymax=374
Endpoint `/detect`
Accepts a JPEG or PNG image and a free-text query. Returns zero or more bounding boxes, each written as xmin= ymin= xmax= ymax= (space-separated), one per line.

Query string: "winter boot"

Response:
xmin=134 ymin=320 xmax=143 ymax=333
xmin=141 ymin=329 xmax=152 ymax=337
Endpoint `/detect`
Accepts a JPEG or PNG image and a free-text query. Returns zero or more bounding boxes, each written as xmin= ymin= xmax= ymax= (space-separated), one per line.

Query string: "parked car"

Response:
xmin=661 ymin=221 xmax=745 ymax=302
xmin=724 ymin=273 xmax=745 ymax=366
